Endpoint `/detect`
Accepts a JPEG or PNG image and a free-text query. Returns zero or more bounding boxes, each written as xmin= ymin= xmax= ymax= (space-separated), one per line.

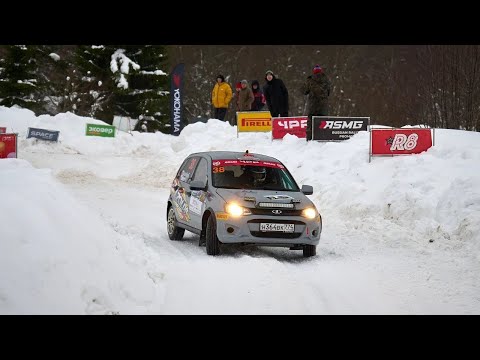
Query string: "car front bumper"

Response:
xmin=215 ymin=213 xmax=321 ymax=247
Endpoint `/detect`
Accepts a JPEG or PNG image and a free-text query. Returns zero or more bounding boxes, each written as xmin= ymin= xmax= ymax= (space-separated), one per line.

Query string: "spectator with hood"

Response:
xmin=263 ymin=70 xmax=289 ymax=117
xmin=251 ymin=79 xmax=266 ymax=111
xmin=234 ymin=81 xmax=242 ymax=111
xmin=238 ymin=79 xmax=255 ymax=111
xmin=301 ymin=64 xmax=332 ymax=141
xmin=211 ymin=74 xmax=233 ymax=121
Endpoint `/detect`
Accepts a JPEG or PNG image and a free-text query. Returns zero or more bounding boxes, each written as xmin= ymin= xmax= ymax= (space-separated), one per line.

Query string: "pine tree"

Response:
xmin=70 ymin=45 xmax=117 ymax=121
xmin=0 ymin=45 xmax=45 ymax=113
xmin=71 ymin=45 xmax=169 ymax=130
xmin=32 ymin=45 xmax=73 ymax=115
xmin=111 ymin=45 xmax=170 ymax=132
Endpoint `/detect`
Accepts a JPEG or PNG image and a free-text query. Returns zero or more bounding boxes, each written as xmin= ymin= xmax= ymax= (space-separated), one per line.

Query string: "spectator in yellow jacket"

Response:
xmin=211 ymin=74 xmax=233 ymax=121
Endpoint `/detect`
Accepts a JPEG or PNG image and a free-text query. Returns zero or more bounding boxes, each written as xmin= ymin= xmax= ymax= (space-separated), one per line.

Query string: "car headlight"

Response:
xmin=301 ymin=207 xmax=317 ymax=219
xmin=225 ymin=203 xmax=252 ymax=217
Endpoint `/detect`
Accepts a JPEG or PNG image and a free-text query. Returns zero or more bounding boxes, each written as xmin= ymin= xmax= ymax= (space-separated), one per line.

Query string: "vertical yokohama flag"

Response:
xmin=170 ymin=63 xmax=185 ymax=136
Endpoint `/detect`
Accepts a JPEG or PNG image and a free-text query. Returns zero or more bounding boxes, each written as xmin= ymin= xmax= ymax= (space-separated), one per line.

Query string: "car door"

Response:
xmin=172 ymin=156 xmax=200 ymax=226
xmin=188 ymin=157 xmax=209 ymax=230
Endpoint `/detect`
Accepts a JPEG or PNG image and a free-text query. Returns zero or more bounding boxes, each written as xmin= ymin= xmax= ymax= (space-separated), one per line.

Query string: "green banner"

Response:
xmin=86 ymin=123 xmax=116 ymax=137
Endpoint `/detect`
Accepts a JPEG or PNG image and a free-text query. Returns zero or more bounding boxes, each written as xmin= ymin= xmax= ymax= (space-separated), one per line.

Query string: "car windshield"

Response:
xmin=212 ymin=162 xmax=300 ymax=191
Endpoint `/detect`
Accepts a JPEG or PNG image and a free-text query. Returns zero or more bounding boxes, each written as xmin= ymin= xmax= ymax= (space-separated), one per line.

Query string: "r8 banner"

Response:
xmin=370 ymin=128 xmax=434 ymax=162
xmin=272 ymin=116 xmax=307 ymax=139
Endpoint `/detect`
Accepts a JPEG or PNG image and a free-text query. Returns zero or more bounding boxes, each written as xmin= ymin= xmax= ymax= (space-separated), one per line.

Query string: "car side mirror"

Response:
xmin=301 ymin=185 xmax=313 ymax=195
xmin=190 ymin=179 xmax=207 ymax=191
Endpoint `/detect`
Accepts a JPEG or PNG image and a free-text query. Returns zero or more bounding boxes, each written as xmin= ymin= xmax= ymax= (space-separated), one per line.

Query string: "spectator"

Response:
xmin=251 ymin=80 xmax=266 ymax=111
xmin=301 ymin=64 xmax=332 ymax=141
xmin=234 ymin=81 xmax=242 ymax=111
xmin=211 ymin=74 xmax=233 ymax=121
xmin=263 ymin=70 xmax=289 ymax=117
xmin=238 ymin=79 xmax=254 ymax=111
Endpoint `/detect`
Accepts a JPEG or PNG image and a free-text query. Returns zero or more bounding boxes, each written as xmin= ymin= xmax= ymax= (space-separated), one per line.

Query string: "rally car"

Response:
xmin=167 ymin=150 xmax=322 ymax=257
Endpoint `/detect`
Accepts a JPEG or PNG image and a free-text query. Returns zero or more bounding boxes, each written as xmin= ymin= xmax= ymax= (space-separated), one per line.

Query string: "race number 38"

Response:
xmin=391 ymin=133 xmax=418 ymax=151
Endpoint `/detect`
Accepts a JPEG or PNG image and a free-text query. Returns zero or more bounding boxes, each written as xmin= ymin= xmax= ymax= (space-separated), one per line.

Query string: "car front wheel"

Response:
xmin=167 ymin=206 xmax=185 ymax=241
xmin=303 ymin=244 xmax=316 ymax=257
xmin=206 ymin=214 xmax=221 ymax=256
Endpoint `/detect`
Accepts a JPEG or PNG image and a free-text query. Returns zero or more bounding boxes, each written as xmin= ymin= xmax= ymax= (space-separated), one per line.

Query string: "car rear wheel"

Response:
xmin=303 ymin=244 xmax=316 ymax=257
xmin=206 ymin=214 xmax=221 ymax=256
xmin=167 ymin=206 xmax=185 ymax=241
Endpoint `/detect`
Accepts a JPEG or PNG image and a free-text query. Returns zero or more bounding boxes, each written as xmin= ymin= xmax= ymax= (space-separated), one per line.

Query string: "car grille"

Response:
xmin=250 ymin=231 xmax=302 ymax=239
xmin=249 ymin=208 xmax=303 ymax=216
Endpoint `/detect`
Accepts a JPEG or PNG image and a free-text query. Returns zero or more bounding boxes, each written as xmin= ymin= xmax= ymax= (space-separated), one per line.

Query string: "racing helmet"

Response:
xmin=250 ymin=166 xmax=267 ymax=183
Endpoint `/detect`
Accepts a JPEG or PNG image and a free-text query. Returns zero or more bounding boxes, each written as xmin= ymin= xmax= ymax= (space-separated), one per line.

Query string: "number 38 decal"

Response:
xmin=212 ymin=167 xmax=225 ymax=173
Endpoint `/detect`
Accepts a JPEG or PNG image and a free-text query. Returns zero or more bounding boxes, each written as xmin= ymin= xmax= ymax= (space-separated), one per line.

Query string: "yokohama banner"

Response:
xmin=272 ymin=116 xmax=308 ymax=139
xmin=312 ymin=116 xmax=369 ymax=141
xmin=370 ymin=128 xmax=434 ymax=161
xmin=170 ymin=63 xmax=185 ymax=136
xmin=0 ymin=133 xmax=17 ymax=159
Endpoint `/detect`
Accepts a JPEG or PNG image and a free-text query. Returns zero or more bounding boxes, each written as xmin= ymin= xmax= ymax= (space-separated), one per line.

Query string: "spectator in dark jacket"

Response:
xmin=301 ymin=64 xmax=332 ymax=141
xmin=263 ymin=70 xmax=289 ymax=117
xmin=251 ymin=80 xmax=266 ymax=111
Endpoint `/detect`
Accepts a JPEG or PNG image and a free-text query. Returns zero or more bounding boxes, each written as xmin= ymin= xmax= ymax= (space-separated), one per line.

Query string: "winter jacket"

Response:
xmin=263 ymin=75 xmax=289 ymax=117
xmin=212 ymin=81 xmax=233 ymax=108
xmin=302 ymin=72 xmax=331 ymax=116
xmin=238 ymin=87 xmax=255 ymax=111
xmin=251 ymin=80 xmax=266 ymax=111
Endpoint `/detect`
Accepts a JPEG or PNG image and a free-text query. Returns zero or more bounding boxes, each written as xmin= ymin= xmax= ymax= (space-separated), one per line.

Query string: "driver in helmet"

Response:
xmin=250 ymin=166 xmax=267 ymax=186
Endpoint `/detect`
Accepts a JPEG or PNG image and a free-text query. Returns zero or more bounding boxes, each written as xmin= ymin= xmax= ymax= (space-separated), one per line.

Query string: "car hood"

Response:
xmin=215 ymin=188 xmax=313 ymax=209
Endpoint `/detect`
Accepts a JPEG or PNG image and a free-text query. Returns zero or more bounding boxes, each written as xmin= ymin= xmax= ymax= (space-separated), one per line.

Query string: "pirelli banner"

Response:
xmin=236 ymin=111 xmax=272 ymax=137
xmin=272 ymin=116 xmax=307 ymax=140
xmin=312 ymin=116 xmax=370 ymax=141
xmin=369 ymin=127 xmax=435 ymax=162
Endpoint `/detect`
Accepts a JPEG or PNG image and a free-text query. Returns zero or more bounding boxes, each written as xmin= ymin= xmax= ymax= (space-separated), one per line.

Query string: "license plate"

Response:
xmin=260 ymin=223 xmax=294 ymax=233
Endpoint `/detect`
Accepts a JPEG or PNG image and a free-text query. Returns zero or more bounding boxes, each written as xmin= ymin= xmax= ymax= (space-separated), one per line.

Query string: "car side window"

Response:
xmin=178 ymin=157 xmax=200 ymax=184
xmin=191 ymin=158 xmax=208 ymax=184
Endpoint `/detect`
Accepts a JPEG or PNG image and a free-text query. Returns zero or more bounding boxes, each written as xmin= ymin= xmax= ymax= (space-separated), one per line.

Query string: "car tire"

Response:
xmin=206 ymin=214 xmax=221 ymax=256
xmin=303 ymin=244 xmax=316 ymax=257
xmin=167 ymin=206 xmax=185 ymax=241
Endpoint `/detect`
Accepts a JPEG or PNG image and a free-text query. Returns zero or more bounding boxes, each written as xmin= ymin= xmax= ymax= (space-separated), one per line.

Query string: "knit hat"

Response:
xmin=265 ymin=70 xmax=274 ymax=76
xmin=313 ymin=65 xmax=323 ymax=75
xmin=217 ymin=74 xmax=225 ymax=82
xmin=235 ymin=82 xmax=242 ymax=90
xmin=241 ymin=79 xmax=248 ymax=85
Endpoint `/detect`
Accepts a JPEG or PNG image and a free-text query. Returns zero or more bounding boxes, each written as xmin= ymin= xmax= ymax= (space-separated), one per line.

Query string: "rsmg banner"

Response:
xmin=0 ymin=133 xmax=17 ymax=159
xmin=27 ymin=127 xmax=60 ymax=142
xmin=369 ymin=128 xmax=434 ymax=162
xmin=312 ymin=116 xmax=369 ymax=141
xmin=236 ymin=111 xmax=272 ymax=137
xmin=272 ymin=116 xmax=307 ymax=139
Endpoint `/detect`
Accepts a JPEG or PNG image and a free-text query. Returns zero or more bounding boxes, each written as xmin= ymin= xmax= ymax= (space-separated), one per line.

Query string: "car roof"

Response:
xmin=188 ymin=151 xmax=281 ymax=163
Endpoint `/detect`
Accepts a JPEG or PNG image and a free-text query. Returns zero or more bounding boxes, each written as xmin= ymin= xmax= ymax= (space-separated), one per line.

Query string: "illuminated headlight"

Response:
xmin=225 ymin=203 xmax=252 ymax=217
xmin=301 ymin=207 xmax=317 ymax=219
